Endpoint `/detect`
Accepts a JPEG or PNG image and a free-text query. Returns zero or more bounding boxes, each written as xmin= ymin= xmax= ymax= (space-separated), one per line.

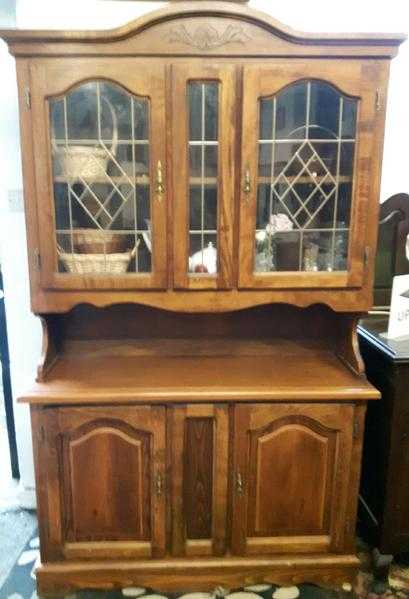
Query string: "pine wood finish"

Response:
xmin=0 ymin=2 xmax=404 ymax=594
xmin=30 ymin=60 xmax=168 ymax=290
xmin=170 ymin=404 xmax=229 ymax=556
xmin=32 ymin=405 xmax=166 ymax=561
xmin=172 ymin=64 xmax=236 ymax=290
xmin=231 ymin=404 xmax=355 ymax=555
xmin=238 ymin=61 xmax=383 ymax=290
xmin=1 ymin=2 xmax=405 ymax=312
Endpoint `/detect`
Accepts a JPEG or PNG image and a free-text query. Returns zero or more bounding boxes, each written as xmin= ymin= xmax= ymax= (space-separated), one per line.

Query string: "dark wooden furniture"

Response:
xmin=374 ymin=193 xmax=409 ymax=308
xmin=0 ymin=2 xmax=405 ymax=594
xmin=359 ymin=317 xmax=409 ymax=554
xmin=0 ymin=269 xmax=19 ymax=478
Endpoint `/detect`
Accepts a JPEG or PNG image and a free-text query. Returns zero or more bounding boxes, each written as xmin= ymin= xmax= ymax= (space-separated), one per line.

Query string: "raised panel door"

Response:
xmin=169 ymin=404 xmax=229 ymax=556
xmin=231 ymin=403 xmax=354 ymax=555
xmin=32 ymin=405 xmax=166 ymax=561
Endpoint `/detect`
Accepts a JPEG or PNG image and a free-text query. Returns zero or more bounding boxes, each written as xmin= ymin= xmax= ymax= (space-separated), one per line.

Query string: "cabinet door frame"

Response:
xmin=32 ymin=404 xmax=166 ymax=561
xmin=172 ymin=64 xmax=236 ymax=290
xmin=30 ymin=59 xmax=168 ymax=290
xmin=169 ymin=404 xmax=229 ymax=556
xmin=231 ymin=403 xmax=354 ymax=555
xmin=238 ymin=61 xmax=381 ymax=290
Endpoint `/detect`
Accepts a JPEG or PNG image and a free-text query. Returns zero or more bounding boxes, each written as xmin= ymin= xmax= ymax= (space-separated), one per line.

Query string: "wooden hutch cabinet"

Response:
xmin=0 ymin=2 xmax=405 ymax=594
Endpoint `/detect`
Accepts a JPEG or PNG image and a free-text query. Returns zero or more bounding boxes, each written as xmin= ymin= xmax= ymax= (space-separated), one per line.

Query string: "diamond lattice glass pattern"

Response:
xmin=255 ymin=80 xmax=357 ymax=273
xmin=50 ymin=81 xmax=151 ymax=275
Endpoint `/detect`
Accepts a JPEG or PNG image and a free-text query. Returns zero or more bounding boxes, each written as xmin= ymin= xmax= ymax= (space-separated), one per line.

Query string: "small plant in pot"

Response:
xmin=255 ymin=213 xmax=293 ymax=272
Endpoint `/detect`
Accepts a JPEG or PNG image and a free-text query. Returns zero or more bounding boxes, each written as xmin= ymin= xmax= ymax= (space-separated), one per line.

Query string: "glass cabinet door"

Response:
xmin=239 ymin=63 xmax=377 ymax=289
xmin=30 ymin=61 xmax=167 ymax=290
xmin=172 ymin=65 xmax=236 ymax=289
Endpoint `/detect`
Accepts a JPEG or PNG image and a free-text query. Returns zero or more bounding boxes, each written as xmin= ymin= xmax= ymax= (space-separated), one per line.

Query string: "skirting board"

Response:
xmin=36 ymin=554 xmax=360 ymax=594
xmin=0 ymin=483 xmax=36 ymax=512
xmin=17 ymin=485 xmax=36 ymax=510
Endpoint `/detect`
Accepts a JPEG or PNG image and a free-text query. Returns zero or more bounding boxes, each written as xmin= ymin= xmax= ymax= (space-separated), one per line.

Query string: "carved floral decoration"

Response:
xmin=167 ymin=24 xmax=251 ymax=51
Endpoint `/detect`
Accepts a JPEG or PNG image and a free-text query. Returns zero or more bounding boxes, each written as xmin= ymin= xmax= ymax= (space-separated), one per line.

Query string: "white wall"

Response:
xmin=251 ymin=0 xmax=409 ymax=201
xmin=0 ymin=0 xmax=40 ymax=504
xmin=0 ymin=0 xmax=407 ymax=496
xmin=14 ymin=0 xmax=409 ymax=200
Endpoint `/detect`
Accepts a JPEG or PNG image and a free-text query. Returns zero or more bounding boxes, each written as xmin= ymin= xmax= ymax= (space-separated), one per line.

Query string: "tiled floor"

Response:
xmin=2 ymin=518 xmax=409 ymax=599
xmin=0 ymin=408 xmax=20 ymax=512
xmin=0 ymin=394 xmax=35 ymax=591
xmin=0 ymin=510 xmax=37 ymax=590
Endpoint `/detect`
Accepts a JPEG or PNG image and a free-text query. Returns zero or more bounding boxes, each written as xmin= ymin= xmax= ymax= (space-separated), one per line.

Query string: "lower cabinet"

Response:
xmin=33 ymin=405 xmax=166 ymax=560
xmin=231 ymin=404 xmax=355 ymax=555
xmin=32 ymin=402 xmax=358 ymax=563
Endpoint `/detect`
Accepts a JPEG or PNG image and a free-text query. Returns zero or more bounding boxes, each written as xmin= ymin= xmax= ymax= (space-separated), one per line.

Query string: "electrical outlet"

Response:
xmin=8 ymin=189 xmax=24 ymax=213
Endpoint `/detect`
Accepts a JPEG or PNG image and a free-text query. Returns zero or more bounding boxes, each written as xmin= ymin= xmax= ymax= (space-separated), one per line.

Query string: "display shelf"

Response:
xmin=22 ymin=337 xmax=378 ymax=404
xmin=54 ymin=175 xmax=150 ymax=185
xmin=188 ymin=176 xmax=353 ymax=186
xmin=257 ymin=175 xmax=352 ymax=185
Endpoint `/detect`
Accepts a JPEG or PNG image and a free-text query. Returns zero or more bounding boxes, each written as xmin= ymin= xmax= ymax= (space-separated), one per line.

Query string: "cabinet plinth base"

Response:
xmin=36 ymin=554 xmax=360 ymax=594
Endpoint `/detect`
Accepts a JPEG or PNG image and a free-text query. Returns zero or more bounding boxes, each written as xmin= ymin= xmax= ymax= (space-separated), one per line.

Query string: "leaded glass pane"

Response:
xmin=50 ymin=80 xmax=151 ymax=275
xmin=188 ymin=81 xmax=219 ymax=275
xmin=254 ymin=80 xmax=357 ymax=273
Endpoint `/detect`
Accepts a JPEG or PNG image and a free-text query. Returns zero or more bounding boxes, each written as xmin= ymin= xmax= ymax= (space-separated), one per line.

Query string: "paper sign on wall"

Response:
xmin=387 ymin=274 xmax=409 ymax=339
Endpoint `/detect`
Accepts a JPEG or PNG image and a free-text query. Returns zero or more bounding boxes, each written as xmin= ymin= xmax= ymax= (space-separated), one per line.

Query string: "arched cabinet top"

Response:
xmin=0 ymin=1 xmax=405 ymax=58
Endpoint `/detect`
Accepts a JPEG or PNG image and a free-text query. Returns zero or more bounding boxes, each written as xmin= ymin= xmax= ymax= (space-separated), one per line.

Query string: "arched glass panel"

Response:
xmin=49 ymin=80 xmax=151 ymax=275
xmin=255 ymin=80 xmax=357 ymax=273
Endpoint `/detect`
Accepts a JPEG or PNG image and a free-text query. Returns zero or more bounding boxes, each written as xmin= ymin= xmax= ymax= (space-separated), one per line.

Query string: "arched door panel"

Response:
xmin=239 ymin=61 xmax=380 ymax=290
xmin=34 ymin=405 xmax=166 ymax=561
xmin=231 ymin=403 xmax=354 ymax=555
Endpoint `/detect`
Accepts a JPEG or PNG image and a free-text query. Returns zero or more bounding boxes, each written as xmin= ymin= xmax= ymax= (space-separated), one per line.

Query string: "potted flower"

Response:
xmin=255 ymin=213 xmax=293 ymax=272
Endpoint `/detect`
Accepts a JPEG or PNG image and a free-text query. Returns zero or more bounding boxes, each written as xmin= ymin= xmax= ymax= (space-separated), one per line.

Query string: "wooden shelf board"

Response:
xmin=257 ymin=175 xmax=352 ymax=185
xmin=188 ymin=176 xmax=352 ymax=186
xmin=21 ymin=338 xmax=378 ymax=404
xmin=54 ymin=175 xmax=150 ymax=185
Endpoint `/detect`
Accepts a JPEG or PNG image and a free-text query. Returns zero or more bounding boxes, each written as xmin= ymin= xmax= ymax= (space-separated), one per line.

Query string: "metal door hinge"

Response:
xmin=375 ymin=89 xmax=381 ymax=112
xmin=33 ymin=249 xmax=41 ymax=271
xmin=364 ymin=246 xmax=371 ymax=270
xmin=25 ymin=87 xmax=31 ymax=109
xmin=38 ymin=426 xmax=45 ymax=443
xmin=353 ymin=417 xmax=360 ymax=440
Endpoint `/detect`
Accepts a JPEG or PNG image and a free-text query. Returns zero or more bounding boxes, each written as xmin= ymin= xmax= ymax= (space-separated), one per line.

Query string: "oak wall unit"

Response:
xmin=0 ymin=2 xmax=405 ymax=594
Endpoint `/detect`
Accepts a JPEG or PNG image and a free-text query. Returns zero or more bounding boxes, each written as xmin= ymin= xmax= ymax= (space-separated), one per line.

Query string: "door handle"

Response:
xmin=236 ymin=471 xmax=244 ymax=496
xmin=243 ymin=167 xmax=251 ymax=198
xmin=155 ymin=472 xmax=164 ymax=497
xmin=156 ymin=160 xmax=165 ymax=199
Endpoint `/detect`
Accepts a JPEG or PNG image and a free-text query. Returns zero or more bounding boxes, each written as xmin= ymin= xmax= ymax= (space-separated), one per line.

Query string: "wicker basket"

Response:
xmin=56 ymin=146 xmax=112 ymax=180
xmin=58 ymin=244 xmax=138 ymax=275
xmin=52 ymin=96 xmax=118 ymax=181
xmin=73 ymin=229 xmax=130 ymax=254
